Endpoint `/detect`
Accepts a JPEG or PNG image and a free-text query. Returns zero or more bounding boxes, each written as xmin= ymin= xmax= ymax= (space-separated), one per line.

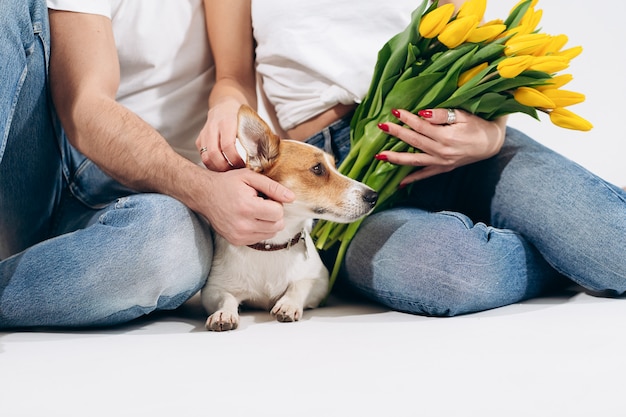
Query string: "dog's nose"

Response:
xmin=362 ymin=190 xmax=378 ymax=207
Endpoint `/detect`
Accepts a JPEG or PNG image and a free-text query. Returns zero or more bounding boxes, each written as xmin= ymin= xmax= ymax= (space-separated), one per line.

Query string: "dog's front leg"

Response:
xmin=202 ymin=290 xmax=241 ymax=331
xmin=271 ymin=277 xmax=328 ymax=322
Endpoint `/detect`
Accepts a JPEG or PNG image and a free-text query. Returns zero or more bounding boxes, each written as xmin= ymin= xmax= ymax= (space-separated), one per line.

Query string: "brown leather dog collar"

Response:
xmin=247 ymin=232 xmax=304 ymax=252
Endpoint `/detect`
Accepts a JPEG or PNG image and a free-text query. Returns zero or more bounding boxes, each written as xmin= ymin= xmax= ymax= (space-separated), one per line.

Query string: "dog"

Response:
xmin=201 ymin=105 xmax=378 ymax=331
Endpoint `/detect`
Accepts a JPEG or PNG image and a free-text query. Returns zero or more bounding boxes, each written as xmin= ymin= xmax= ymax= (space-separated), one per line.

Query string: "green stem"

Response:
xmin=326 ymin=219 xmax=364 ymax=295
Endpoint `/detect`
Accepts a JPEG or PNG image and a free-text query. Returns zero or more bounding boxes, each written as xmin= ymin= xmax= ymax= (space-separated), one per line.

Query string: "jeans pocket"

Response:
xmin=68 ymin=153 xmax=135 ymax=209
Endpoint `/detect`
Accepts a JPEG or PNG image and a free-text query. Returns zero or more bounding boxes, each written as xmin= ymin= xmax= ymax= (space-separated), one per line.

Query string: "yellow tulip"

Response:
xmin=505 ymin=33 xmax=552 ymax=56
xmin=541 ymin=89 xmax=585 ymax=107
xmin=457 ymin=0 xmax=487 ymax=22
xmin=499 ymin=27 xmax=522 ymax=39
xmin=501 ymin=0 xmax=539 ymax=38
xmin=499 ymin=19 xmax=536 ymax=38
xmin=466 ymin=23 xmax=507 ymax=43
xmin=483 ymin=18 xmax=505 ymax=26
xmin=549 ymin=107 xmax=593 ymax=131
xmin=536 ymin=34 xmax=568 ymax=55
xmin=557 ymin=46 xmax=583 ymax=61
xmin=497 ymin=55 xmax=533 ymax=78
xmin=419 ymin=4 xmax=456 ymax=38
xmin=514 ymin=86 xmax=556 ymax=109
xmin=536 ymin=74 xmax=573 ymax=91
xmin=528 ymin=55 xmax=569 ymax=73
xmin=458 ymin=62 xmax=489 ymax=86
xmin=520 ymin=6 xmax=542 ymax=33
xmin=438 ymin=16 xmax=479 ymax=49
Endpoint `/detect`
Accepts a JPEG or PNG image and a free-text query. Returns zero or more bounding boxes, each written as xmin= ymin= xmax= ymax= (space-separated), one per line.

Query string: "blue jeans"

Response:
xmin=0 ymin=0 xmax=211 ymax=328
xmin=307 ymin=113 xmax=626 ymax=316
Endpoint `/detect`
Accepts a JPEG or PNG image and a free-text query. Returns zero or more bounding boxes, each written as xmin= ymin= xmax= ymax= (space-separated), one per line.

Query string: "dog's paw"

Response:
xmin=270 ymin=302 xmax=303 ymax=323
xmin=205 ymin=310 xmax=239 ymax=331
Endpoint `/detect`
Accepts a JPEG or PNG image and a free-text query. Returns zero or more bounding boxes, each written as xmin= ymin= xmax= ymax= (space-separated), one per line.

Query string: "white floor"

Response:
xmin=2 ymin=1 xmax=625 ymax=416
xmin=2 ymin=291 xmax=626 ymax=417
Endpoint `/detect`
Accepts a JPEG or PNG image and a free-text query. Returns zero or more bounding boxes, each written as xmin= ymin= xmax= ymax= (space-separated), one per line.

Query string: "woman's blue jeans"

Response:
xmin=0 ymin=0 xmax=211 ymax=328
xmin=306 ymin=112 xmax=626 ymax=317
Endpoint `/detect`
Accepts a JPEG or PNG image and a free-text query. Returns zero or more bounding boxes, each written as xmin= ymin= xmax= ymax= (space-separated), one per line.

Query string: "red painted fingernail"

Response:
xmin=377 ymin=123 xmax=389 ymax=132
xmin=375 ymin=154 xmax=388 ymax=161
xmin=398 ymin=182 xmax=407 ymax=190
xmin=391 ymin=109 xmax=401 ymax=118
xmin=418 ymin=110 xmax=433 ymax=118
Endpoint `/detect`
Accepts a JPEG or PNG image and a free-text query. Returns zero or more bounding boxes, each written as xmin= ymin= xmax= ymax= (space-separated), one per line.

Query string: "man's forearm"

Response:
xmin=59 ymin=92 xmax=211 ymax=210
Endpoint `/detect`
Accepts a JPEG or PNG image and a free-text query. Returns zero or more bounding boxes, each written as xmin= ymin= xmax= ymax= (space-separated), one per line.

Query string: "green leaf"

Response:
xmin=517 ymin=70 xmax=553 ymax=80
xmin=358 ymin=0 xmax=432 ymax=119
xmin=358 ymin=73 xmax=402 ymax=133
xmin=439 ymin=74 xmax=547 ymax=108
xmin=414 ymin=46 xmax=478 ymax=109
xmin=487 ymin=99 xmax=539 ymax=120
xmin=380 ymin=72 xmax=445 ymax=114
xmin=405 ymin=43 xmax=422 ymax=70
xmin=466 ymin=40 xmax=507 ymax=68
xmin=461 ymin=92 xmax=507 ymax=115
xmin=504 ymin=0 xmax=533 ymax=28
xmin=421 ymin=42 xmax=478 ymax=75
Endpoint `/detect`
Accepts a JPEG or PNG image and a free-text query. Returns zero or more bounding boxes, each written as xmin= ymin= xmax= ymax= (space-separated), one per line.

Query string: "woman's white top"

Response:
xmin=252 ymin=0 xmax=418 ymax=131
xmin=47 ymin=0 xmax=215 ymax=163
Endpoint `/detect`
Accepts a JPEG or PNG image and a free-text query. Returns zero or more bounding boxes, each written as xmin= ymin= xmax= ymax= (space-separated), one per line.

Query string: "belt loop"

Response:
xmin=321 ymin=127 xmax=333 ymax=156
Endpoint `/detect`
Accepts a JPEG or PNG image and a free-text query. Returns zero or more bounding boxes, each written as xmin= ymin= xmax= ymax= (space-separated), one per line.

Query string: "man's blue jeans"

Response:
xmin=307 ymin=111 xmax=626 ymax=317
xmin=0 ymin=0 xmax=211 ymax=328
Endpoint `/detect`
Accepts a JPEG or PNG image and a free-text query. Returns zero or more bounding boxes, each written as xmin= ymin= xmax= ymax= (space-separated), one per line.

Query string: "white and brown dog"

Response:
xmin=201 ymin=105 xmax=377 ymax=331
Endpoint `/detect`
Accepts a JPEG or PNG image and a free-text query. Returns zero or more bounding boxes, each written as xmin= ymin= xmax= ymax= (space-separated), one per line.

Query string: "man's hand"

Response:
xmin=190 ymin=167 xmax=295 ymax=246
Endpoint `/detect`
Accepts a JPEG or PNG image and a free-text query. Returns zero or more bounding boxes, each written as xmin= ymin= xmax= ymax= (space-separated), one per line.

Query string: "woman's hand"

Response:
xmin=195 ymin=98 xmax=247 ymax=171
xmin=376 ymin=108 xmax=507 ymax=186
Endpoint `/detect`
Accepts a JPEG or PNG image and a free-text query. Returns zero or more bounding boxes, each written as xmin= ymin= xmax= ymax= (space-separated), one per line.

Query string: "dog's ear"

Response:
xmin=236 ymin=104 xmax=280 ymax=172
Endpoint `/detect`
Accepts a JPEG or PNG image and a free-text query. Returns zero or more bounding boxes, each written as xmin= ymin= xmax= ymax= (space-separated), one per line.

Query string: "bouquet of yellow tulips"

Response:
xmin=312 ymin=0 xmax=592 ymax=292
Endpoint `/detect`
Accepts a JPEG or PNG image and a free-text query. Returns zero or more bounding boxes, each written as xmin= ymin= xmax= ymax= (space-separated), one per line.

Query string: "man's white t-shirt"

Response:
xmin=47 ymin=0 xmax=215 ymax=164
xmin=252 ymin=0 xmax=417 ymax=132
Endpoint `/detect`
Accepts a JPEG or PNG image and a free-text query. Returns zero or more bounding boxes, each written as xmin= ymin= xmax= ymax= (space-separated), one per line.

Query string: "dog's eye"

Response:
xmin=310 ymin=163 xmax=325 ymax=176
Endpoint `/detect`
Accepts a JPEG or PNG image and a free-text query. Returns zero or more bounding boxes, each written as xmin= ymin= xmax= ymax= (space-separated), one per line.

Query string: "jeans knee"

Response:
xmin=100 ymin=194 xmax=212 ymax=308
xmin=343 ymin=207 xmax=557 ymax=316
xmin=345 ymin=265 xmax=503 ymax=317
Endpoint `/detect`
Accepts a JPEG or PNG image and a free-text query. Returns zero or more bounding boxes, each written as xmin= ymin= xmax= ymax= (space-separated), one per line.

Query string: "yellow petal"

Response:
xmin=514 ymin=86 xmax=556 ymax=109
xmin=458 ymin=62 xmax=489 ymax=86
xmin=466 ymin=24 xmax=507 ymax=43
xmin=483 ymin=18 xmax=505 ymax=26
xmin=438 ymin=16 xmax=479 ymax=49
xmin=536 ymin=74 xmax=574 ymax=91
xmin=520 ymin=7 xmax=542 ymax=33
xmin=419 ymin=4 xmax=456 ymax=39
xmin=549 ymin=107 xmax=593 ymax=131
xmin=457 ymin=0 xmax=487 ymax=22
xmin=528 ymin=55 xmax=570 ymax=73
xmin=556 ymin=46 xmax=583 ymax=61
xmin=505 ymin=33 xmax=552 ymax=56
xmin=537 ymin=34 xmax=568 ymax=55
xmin=541 ymin=89 xmax=585 ymax=107
xmin=502 ymin=0 xmax=540 ymax=38
xmin=497 ymin=55 xmax=533 ymax=78
xmin=499 ymin=21 xmax=534 ymax=39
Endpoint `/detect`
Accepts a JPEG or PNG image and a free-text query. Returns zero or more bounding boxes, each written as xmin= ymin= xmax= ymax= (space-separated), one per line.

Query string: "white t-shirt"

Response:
xmin=47 ymin=0 xmax=215 ymax=164
xmin=252 ymin=0 xmax=418 ymax=131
